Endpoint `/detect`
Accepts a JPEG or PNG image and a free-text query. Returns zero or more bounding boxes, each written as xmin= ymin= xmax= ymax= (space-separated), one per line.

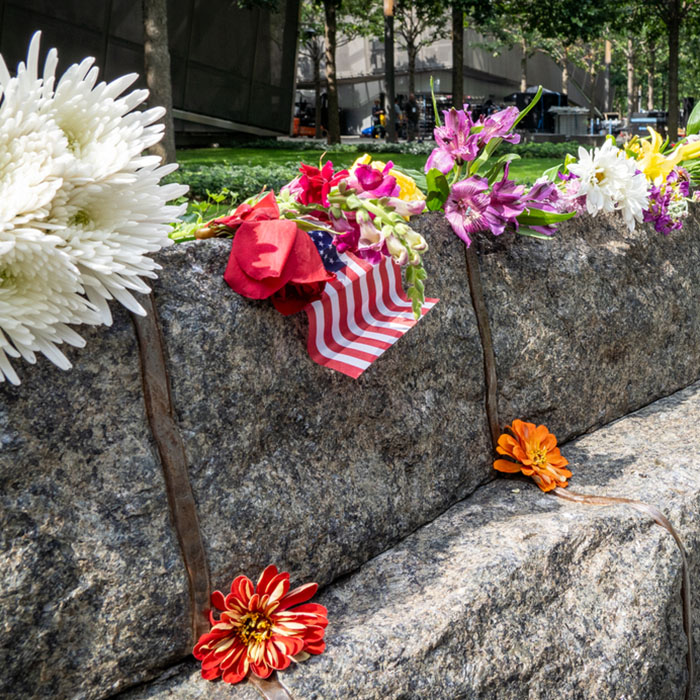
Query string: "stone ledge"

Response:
xmin=120 ymin=381 xmax=700 ymax=700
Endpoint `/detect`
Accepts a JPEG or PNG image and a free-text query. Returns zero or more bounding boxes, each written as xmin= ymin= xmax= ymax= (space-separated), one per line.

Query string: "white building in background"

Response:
xmin=297 ymin=28 xmax=605 ymax=135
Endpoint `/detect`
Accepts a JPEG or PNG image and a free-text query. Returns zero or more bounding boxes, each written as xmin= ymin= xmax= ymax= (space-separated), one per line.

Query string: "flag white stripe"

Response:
xmin=326 ymin=282 xmax=385 ymax=356
xmin=309 ymin=298 xmax=372 ymax=370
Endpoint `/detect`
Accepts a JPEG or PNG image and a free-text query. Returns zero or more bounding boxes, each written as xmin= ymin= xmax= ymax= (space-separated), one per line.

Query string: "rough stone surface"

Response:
xmin=418 ymin=210 xmax=700 ymax=442
xmin=0 ymin=307 xmax=190 ymax=699
xmin=121 ymin=381 xmax=700 ymax=700
xmin=152 ymin=233 xmax=489 ymax=593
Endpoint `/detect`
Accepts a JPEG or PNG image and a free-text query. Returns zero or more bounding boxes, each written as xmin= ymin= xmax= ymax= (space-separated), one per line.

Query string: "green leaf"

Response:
xmin=391 ymin=165 xmax=427 ymax=194
xmin=425 ymin=168 xmax=450 ymax=211
xmin=687 ymin=101 xmax=700 ymax=136
xmin=430 ymin=76 xmax=441 ymax=128
xmin=483 ymin=153 xmax=521 ymax=185
xmin=513 ymin=86 xmax=542 ymax=129
xmin=517 ymin=207 xmax=575 ymax=225
xmin=541 ymin=163 xmax=563 ymax=181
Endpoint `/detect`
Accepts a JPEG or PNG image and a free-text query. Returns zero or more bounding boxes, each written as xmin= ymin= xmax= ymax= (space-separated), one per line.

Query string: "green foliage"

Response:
xmin=165 ymin=163 xmax=300 ymax=202
xmin=425 ymin=168 xmax=450 ymax=211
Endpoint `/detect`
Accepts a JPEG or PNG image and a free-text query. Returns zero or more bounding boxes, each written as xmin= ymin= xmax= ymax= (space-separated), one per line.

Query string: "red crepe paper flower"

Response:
xmin=221 ymin=193 xmax=335 ymax=315
xmin=297 ymin=161 xmax=348 ymax=207
xmin=494 ymin=419 xmax=572 ymax=492
xmin=193 ymin=565 xmax=328 ymax=685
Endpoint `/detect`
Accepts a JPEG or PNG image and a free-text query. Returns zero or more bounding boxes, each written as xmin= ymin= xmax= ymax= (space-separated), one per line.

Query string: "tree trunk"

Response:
xmin=604 ymin=39 xmax=611 ymax=112
xmin=143 ymin=0 xmax=175 ymax=164
xmin=560 ymin=45 xmax=569 ymax=96
xmin=323 ymin=0 xmax=341 ymax=144
xmin=451 ymin=5 xmax=463 ymax=107
xmin=667 ymin=0 xmax=680 ymax=141
xmin=384 ymin=12 xmax=397 ymax=143
xmin=647 ymin=44 xmax=655 ymax=111
xmin=313 ymin=53 xmax=322 ymax=139
xmin=626 ymin=37 xmax=635 ymax=128
xmin=520 ymin=37 xmax=527 ymax=92
xmin=408 ymin=43 xmax=417 ymax=97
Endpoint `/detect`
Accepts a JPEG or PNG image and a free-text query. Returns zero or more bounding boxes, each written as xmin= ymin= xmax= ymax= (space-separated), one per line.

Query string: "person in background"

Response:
xmin=406 ymin=93 xmax=420 ymax=142
xmin=371 ymin=99 xmax=385 ymax=138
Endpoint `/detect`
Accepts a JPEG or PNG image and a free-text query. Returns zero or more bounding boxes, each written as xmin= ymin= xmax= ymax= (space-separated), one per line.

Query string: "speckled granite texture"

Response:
xmin=151 ymin=231 xmax=489 ymax=593
xmin=0 ymin=306 xmax=190 ymax=700
xmin=121 ymin=381 xmax=700 ymax=700
xmin=415 ymin=209 xmax=700 ymax=443
xmin=3 ymin=211 xmax=700 ymax=700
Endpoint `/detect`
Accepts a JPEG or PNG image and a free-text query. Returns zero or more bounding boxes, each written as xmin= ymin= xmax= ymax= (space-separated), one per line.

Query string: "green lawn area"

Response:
xmin=177 ymin=147 xmax=562 ymax=185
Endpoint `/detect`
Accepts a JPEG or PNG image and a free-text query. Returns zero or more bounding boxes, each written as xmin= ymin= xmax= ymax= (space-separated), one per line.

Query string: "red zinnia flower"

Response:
xmin=193 ymin=565 xmax=328 ymax=684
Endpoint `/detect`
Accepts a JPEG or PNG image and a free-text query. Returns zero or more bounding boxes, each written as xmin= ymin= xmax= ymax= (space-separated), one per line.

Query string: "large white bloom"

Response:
xmin=568 ymin=140 xmax=649 ymax=231
xmin=0 ymin=229 xmax=98 ymax=385
xmin=0 ymin=32 xmax=187 ymax=383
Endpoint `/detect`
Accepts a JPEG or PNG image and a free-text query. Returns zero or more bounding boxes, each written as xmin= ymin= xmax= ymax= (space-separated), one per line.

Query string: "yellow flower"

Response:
xmin=351 ymin=153 xmax=425 ymax=202
xmin=630 ymin=128 xmax=700 ymax=182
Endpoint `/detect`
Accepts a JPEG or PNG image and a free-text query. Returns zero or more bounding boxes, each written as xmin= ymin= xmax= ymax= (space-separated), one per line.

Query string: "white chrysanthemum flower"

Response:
xmin=40 ymin=164 xmax=187 ymax=321
xmin=0 ymin=31 xmax=188 ymax=383
xmin=568 ymin=140 xmax=649 ymax=231
xmin=0 ymin=229 xmax=98 ymax=385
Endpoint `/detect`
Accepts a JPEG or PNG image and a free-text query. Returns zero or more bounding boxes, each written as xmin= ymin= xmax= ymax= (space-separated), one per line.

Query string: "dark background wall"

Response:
xmin=0 ymin=0 xmax=300 ymax=140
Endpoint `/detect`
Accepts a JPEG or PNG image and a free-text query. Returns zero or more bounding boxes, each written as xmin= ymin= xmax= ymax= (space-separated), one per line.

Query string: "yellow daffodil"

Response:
xmin=629 ymin=127 xmax=700 ymax=182
xmin=351 ymin=153 xmax=425 ymax=202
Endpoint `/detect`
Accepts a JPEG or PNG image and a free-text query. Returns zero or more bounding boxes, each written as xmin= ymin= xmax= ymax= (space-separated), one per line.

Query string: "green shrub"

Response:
xmin=165 ymin=162 xmax=300 ymax=202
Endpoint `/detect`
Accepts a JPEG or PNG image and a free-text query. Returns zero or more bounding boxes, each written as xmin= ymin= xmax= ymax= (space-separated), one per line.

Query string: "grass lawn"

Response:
xmin=177 ymin=147 xmax=562 ymax=185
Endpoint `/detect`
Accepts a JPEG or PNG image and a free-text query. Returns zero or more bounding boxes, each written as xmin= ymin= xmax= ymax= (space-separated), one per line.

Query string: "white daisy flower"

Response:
xmin=568 ymin=140 xmax=649 ymax=231
xmin=0 ymin=229 xmax=98 ymax=385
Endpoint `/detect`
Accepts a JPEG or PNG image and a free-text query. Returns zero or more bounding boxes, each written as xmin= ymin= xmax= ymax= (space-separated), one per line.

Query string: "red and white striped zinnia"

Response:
xmin=193 ymin=565 xmax=328 ymax=684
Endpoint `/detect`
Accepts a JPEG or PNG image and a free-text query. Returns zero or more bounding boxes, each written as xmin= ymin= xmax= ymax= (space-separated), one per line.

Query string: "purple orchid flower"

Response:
xmin=425 ymin=107 xmax=480 ymax=174
xmin=444 ymin=177 xmax=491 ymax=246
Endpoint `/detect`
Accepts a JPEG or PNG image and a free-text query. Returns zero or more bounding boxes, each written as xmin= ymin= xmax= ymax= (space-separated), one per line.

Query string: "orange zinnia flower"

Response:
xmin=193 ymin=565 xmax=328 ymax=684
xmin=494 ymin=419 xmax=572 ymax=492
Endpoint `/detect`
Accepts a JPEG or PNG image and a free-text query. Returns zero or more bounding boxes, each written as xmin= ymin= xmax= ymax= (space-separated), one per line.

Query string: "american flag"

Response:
xmin=303 ymin=247 xmax=438 ymax=379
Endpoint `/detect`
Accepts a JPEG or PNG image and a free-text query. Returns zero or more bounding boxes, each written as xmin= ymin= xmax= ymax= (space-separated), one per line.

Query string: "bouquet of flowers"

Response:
xmin=191 ymin=155 xmax=430 ymax=317
xmin=422 ymin=87 xmax=574 ymax=247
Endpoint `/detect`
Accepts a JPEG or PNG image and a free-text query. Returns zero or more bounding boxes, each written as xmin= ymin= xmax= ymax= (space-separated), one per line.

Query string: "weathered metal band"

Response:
xmin=464 ymin=244 xmax=501 ymax=450
xmin=131 ymin=294 xmax=211 ymax=642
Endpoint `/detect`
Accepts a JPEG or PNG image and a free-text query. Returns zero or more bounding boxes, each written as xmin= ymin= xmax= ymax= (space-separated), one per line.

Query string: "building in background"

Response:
xmin=298 ymin=27 xmax=605 ymax=136
xmin=0 ymin=0 xmax=300 ymax=144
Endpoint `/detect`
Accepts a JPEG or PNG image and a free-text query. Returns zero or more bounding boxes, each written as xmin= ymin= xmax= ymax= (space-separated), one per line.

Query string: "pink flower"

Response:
xmin=484 ymin=164 xmax=526 ymax=235
xmin=444 ymin=177 xmax=491 ymax=246
xmin=477 ymin=106 xmax=521 ymax=146
xmin=348 ymin=162 xmax=399 ymax=198
xmin=425 ymin=107 xmax=479 ymax=174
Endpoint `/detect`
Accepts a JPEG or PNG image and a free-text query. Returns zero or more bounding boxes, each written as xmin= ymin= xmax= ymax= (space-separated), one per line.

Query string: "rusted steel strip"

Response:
xmin=554 ymin=487 xmax=694 ymax=700
xmin=248 ymin=672 xmax=295 ymax=699
xmin=464 ymin=244 xmax=501 ymax=450
xmin=131 ymin=293 xmax=211 ymax=642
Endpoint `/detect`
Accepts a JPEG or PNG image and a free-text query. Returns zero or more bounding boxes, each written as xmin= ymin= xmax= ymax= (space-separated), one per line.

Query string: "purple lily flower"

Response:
xmin=425 ymin=107 xmax=480 ymax=174
xmin=520 ymin=178 xmax=563 ymax=235
xmin=477 ymin=106 xmax=521 ymax=146
xmin=444 ymin=177 xmax=491 ymax=246
xmin=484 ymin=163 xmax=526 ymax=235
